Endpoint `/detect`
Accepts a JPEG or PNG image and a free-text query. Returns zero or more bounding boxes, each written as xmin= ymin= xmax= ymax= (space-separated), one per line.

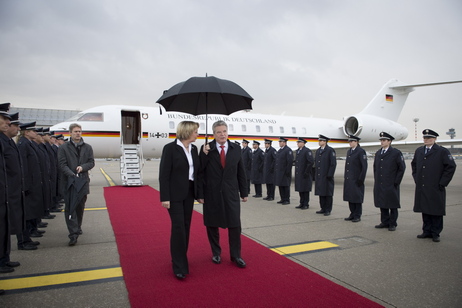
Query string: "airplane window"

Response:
xmin=242 ymin=125 xmax=246 ymax=132
xmin=256 ymin=125 xmax=261 ymax=133
xmin=280 ymin=126 xmax=284 ymax=133
xmin=302 ymin=127 xmax=307 ymax=134
xmin=169 ymin=121 xmax=175 ymax=129
xmin=292 ymin=127 xmax=296 ymax=134
xmin=269 ymin=126 xmax=273 ymax=133
xmin=75 ymin=113 xmax=104 ymax=121
xmin=229 ymin=124 xmax=234 ymax=131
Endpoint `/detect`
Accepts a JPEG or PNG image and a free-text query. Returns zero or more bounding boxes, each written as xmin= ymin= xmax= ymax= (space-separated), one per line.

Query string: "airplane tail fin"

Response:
xmin=359 ymin=79 xmax=462 ymax=121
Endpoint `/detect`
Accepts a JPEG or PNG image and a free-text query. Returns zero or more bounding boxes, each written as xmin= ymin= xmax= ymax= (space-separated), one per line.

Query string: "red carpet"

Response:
xmin=104 ymin=186 xmax=382 ymax=308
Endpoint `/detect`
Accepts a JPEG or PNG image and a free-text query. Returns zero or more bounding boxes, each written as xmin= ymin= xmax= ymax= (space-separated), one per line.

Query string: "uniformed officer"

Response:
xmin=294 ymin=138 xmax=314 ymax=209
xmin=241 ymin=139 xmax=252 ymax=194
xmin=315 ymin=135 xmax=336 ymax=216
xmin=275 ymin=137 xmax=293 ymax=205
xmin=343 ymin=135 xmax=368 ymax=222
xmin=373 ymin=132 xmax=406 ymax=231
xmin=251 ymin=140 xmax=264 ymax=197
xmin=263 ymin=139 xmax=276 ymax=201
xmin=412 ymin=129 xmax=456 ymax=242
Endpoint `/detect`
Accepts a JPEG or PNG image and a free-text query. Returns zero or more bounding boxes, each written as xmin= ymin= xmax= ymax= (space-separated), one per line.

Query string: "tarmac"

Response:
xmin=1 ymin=158 xmax=461 ymax=308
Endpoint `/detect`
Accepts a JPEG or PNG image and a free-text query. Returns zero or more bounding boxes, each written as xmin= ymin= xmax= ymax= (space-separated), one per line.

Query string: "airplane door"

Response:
xmin=121 ymin=111 xmax=141 ymax=144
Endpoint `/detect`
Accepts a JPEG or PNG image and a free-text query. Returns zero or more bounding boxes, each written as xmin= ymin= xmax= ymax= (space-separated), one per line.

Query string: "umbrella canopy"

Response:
xmin=156 ymin=76 xmax=253 ymax=116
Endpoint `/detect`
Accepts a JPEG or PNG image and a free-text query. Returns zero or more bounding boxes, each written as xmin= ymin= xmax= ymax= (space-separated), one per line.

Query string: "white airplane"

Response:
xmin=50 ymin=79 xmax=462 ymax=185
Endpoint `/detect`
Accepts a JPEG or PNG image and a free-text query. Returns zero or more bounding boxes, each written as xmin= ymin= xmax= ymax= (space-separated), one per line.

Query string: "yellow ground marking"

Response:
xmin=271 ymin=241 xmax=339 ymax=255
xmin=85 ymin=207 xmax=107 ymax=211
xmin=0 ymin=267 xmax=123 ymax=291
xmin=100 ymin=167 xmax=116 ymax=186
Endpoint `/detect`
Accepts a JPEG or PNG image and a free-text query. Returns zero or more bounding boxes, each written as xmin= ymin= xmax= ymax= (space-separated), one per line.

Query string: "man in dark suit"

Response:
xmin=241 ymin=139 xmax=252 ymax=194
xmin=250 ymin=140 xmax=264 ymax=198
xmin=275 ymin=137 xmax=293 ymax=205
xmin=412 ymin=129 xmax=456 ymax=242
xmin=315 ymin=135 xmax=337 ymax=216
xmin=263 ymin=139 xmax=276 ymax=201
xmin=343 ymin=135 xmax=368 ymax=222
xmin=198 ymin=121 xmax=248 ymax=268
xmin=294 ymin=138 xmax=314 ymax=210
xmin=373 ymin=132 xmax=406 ymax=231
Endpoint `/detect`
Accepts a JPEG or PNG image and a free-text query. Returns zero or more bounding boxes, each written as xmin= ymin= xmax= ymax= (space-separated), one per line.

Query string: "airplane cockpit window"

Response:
xmin=229 ymin=124 xmax=234 ymax=131
xmin=74 ymin=113 xmax=104 ymax=121
xmin=292 ymin=127 xmax=296 ymax=134
xmin=241 ymin=125 xmax=247 ymax=132
xmin=169 ymin=121 xmax=175 ymax=129
xmin=280 ymin=126 xmax=284 ymax=133
xmin=256 ymin=125 xmax=261 ymax=133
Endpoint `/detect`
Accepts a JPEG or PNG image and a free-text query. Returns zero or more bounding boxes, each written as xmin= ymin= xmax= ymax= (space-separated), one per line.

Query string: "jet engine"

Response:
xmin=343 ymin=114 xmax=408 ymax=141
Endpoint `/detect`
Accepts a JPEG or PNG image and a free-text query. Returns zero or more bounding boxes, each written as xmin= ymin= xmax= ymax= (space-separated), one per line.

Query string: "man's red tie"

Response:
xmin=220 ymin=145 xmax=226 ymax=168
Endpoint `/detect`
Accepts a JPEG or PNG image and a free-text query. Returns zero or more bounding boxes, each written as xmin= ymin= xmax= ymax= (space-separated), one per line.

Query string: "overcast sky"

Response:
xmin=1 ymin=0 xmax=461 ymax=140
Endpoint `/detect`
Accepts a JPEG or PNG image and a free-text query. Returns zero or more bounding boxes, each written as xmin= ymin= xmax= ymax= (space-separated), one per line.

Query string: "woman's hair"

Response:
xmin=176 ymin=121 xmax=199 ymax=141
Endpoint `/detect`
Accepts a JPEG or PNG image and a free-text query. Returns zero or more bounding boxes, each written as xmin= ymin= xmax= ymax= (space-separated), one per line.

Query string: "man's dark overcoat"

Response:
xmin=343 ymin=146 xmax=368 ymax=203
xmin=241 ymin=146 xmax=252 ymax=180
xmin=294 ymin=146 xmax=314 ymax=192
xmin=274 ymin=145 xmax=293 ymax=186
xmin=411 ymin=144 xmax=456 ymax=216
xmin=1 ymin=141 xmax=10 ymax=261
xmin=250 ymin=147 xmax=264 ymax=184
xmin=17 ymin=137 xmax=44 ymax=220
xmin=37 ymin=142 xmax=51 ymax=210
xmin=58 ymin=138 xmax=95 ymax=200
xmin=373 ymin=147 xmax=406 ymax=209
xmin=263 ymin=146 xmax=276 ymax=184
xmin=198 ymin=140 xmax=247 ymax=228
xmin=314 ymin=145 xmax=337 ymax=196
xmin=0 ymin=133 xmax=25 ymax=234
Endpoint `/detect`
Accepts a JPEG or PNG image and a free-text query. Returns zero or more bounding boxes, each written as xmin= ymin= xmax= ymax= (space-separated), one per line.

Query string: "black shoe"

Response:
xmin=78 ymin=230 xmax=83 ymax=235
xmin=18 ymin=244 xmax=38 ymax=250
xmin=212 ymin=255 xmax=221 ymax=264
xmin=36 ymin=229 xmax=46 ymax=234
xmin=0 ymin=289 xmax=4 ymax=295
xmin=231 ymin=257 xmax=246 ymax=268
xmin=0 ymin=267 xmax=14 ymax=273
xmin=432 ymin=235 xmax=440 ymax=242
xmin=316 ymin=210 xmax=325 ymax=214
xmin=38 ymin=222 xmax=48 ymax=228
xmin=295 ymin=204 xmax=303 ymax=209
xmin=6 ymin=261 xmax=20 ymax=268
xmin=175 ymin=273 xmax=186 ymax=280
xmin=417 ymin=233 xmax=432 ymax=239
xmin=263 ymin=197 xmax=269 ymax=200
xmin=42 ymin=214 xmax=56 ymax=219
xmin=252 ymin=194 xmax=262 ymax=198
xmin=266 ymin=198 xmax=274 ymax=201
xmin=30 ymin=231 xmax=43 ymax=238
xmin=388 ymin=226 xmax=396 ymax=231
xmin=300 ymin=206 xmax=309 ymax=210
xmin=281 ymin=201 xmax=290 ymax=205
xmin=375 ymin=223 xmax=388 ymax=228
xmin=28 ymin=241 xmax=40 ymax=246
xmin=50 ymin=208 xmax=63 ymax=213
xmin=345 ymin=217 xmax=353 ymax=221
xmin=352 ymin=218 xmax=361 ymax=222
xmin=276 ymin=200 xmax=284 ymax=204
xmin=323 ymin=212 xmax=331 ymax=216
xmin=69 ymin=237 xmax=78 ymax=246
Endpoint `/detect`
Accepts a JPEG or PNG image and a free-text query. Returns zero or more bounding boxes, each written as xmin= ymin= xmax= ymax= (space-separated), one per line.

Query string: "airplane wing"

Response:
xmin=324 ymin=139 xmax=462 ymax=158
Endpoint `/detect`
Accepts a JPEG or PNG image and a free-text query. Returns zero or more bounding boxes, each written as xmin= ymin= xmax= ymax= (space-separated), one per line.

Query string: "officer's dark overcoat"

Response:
xmin=314 ymin=145 xmax=337 ymax=196
xmin=263 ymin=146 xmax=276 ymax=184
xmin=343 ymin=146 xmax=368 ymax=203
xmin=251 ymin=147 xmax=264 ymax=184
xmin=294 ymin=146 xmax=313 ymax=192
xmin=274 ymin=145 xmax=293 ymax=186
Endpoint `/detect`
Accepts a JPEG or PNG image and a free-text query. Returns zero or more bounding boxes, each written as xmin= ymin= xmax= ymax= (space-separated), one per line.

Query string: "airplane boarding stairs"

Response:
xmin=120 ymin=144 xmax=144 ymax=186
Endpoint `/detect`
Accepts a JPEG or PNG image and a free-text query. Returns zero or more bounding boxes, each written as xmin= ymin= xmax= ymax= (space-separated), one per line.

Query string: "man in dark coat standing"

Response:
xmin=343 ymin=135 xmax=368 ymax=222
xmin=241 ymin=139 xmax=252 ymax=195
xmin=315 ymin=135 xmax=337 ymax=216
xmin=373 ymin=132 xmax=406 ymax=231
xmin=198 ymin=121 xmax=248 ymax=268
xmin=250 ymin=140 xmax=264 ymax=198
xmin=275 ymin=137 xmax=293 ymax=205
xmin=412 ymin=129 xmax=456 ymax=242
xmin=58 ymin=123 xmax=95 ymax=246
xmin=294 ymin=138 xmax=314 ymax=210
xmin=263 ymin=139 xmax=276 ymax=201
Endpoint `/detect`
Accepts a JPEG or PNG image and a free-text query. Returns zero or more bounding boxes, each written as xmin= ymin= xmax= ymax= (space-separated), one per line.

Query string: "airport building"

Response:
xmin=9 ymin=107 xmax=80 ymax=127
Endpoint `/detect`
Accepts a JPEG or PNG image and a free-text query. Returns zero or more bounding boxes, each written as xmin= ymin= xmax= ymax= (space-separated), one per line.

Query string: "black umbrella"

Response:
xmin=66 ymin=175 xmax=86 ymax=219
xmin=156 ymin=75 xmax=253 ymax=139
